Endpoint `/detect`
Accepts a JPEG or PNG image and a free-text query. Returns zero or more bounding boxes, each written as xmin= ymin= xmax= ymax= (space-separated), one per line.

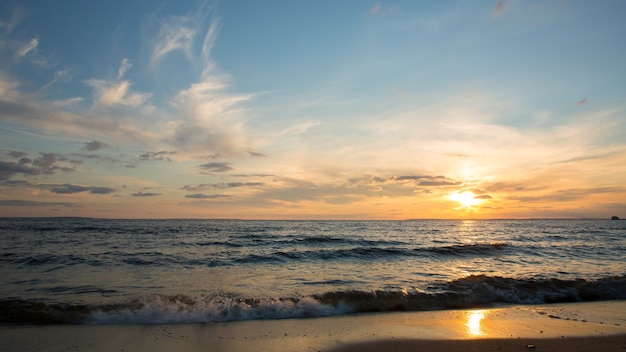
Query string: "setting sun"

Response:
xmin=449 ymin=191 xmax=483 ymax=208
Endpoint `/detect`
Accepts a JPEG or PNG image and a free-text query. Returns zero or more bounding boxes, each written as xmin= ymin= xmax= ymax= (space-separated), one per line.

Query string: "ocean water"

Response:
xmin=0 ymin=218 xmax=624 ymax=324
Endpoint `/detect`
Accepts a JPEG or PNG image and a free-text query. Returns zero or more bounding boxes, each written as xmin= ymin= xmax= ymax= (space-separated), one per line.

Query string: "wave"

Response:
xmin=2 ymin=275 xmax=624 ymax=325
xmin=0 ymin=243 xmax=516 ymax=271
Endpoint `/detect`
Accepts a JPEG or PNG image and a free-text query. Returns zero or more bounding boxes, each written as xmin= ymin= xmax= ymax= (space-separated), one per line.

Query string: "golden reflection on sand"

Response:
xmin=466 ymin=310 xmax=486 ymax=336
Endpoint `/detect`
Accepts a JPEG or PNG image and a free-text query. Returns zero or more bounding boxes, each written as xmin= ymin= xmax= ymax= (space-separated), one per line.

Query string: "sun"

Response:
xmin=449 ymin=191 xmax=482 ymax=207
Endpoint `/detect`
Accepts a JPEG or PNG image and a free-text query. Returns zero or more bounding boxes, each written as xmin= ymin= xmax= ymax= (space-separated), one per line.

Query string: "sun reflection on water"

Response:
xmin=466 ymin=310 xmax=486 ymax=336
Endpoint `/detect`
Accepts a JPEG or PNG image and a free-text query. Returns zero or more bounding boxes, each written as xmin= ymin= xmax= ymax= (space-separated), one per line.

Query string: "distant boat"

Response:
xmin=611 ymin=216 xmax=620 ymax=220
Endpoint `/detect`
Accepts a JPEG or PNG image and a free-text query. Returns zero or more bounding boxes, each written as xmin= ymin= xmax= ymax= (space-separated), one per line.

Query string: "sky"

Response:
xmin=0 ymin=0 xmax=625 ymax=219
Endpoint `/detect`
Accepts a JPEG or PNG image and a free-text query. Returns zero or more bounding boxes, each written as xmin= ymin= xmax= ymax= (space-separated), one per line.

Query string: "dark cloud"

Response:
xmin=32 ymin=153 xmax=62 ymax=169
xmin=89 ymin=186 xmax=116 ymax=194
xmin=50 ymin=184 xmax=91 ymax=194
xmin=248 ymin=150 xmax=266 ymax=157
xmin=83 ymin=140 xmax=110 ymax=151
xmin=0 ymin=161 xmax=41 ymax=180
xmin=2 ymin=180 xmax=30 ymax=186
xmin=198 ymin=162 xmax=233 ymax=173
xmin=576 ymin=98 xmax=588 ymax=105
xmin=30 ymin=153 xmax=74 ymax=175
xmin=132 ymin=192 xmax=160 ymax=197
xmin=9 ymin=150 xmax=27 ymax=158
xmin=185 ymin=193 xmax=231 ymax=199
xmin=0 ymin=200 xmax=78 ymax=207
xmin=18 ymin=157 xmax=31 ymax=165
xmin=181 ymin=182 xmax=264 ymax=192
xmin=139 ymin=150 xmax=177 ymax=161
xmin=49 ymin=184 xmax=116 ymax=194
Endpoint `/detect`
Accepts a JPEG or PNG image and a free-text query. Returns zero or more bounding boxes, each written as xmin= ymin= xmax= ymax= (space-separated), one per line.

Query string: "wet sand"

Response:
xmin=1 ymin=301 xmax=624 ymax=351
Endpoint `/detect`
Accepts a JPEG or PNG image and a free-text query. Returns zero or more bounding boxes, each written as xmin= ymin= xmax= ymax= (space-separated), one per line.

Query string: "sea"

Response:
xmin=0 ymin=218 xmax=624 ymax=325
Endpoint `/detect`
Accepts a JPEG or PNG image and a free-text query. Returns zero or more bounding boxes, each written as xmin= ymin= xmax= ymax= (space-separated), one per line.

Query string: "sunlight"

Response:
xmin=466 ymin=310 xmax=486 ymax=336
xmin=449 ymin=191 xmax=483 ymax=208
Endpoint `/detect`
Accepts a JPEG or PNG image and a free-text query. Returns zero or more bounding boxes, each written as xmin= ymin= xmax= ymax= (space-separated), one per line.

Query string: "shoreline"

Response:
xmin=1 ymin=301 xmax=625 ymax=351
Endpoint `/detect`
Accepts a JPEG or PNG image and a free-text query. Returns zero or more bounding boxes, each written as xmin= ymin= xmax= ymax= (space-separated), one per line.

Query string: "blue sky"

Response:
xmin=1 ymin=0 xmax=625 ymax=219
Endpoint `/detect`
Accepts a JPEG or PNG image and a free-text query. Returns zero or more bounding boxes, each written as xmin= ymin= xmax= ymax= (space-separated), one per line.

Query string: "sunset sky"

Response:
xmin=1 ymin=0 xmax=625 ymax=219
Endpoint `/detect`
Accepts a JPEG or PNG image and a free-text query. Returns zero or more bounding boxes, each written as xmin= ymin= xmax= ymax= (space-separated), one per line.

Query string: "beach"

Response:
xmin=2 ymin=301 xmax=624 ymax=351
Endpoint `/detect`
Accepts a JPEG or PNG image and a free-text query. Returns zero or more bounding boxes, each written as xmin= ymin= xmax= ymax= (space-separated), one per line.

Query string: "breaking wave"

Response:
xmin=2 ymin=275 xmax=624 ymax=325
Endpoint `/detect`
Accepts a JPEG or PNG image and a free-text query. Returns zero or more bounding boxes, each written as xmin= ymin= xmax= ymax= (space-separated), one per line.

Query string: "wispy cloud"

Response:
xmin=492 ymin=0 xmax=511 ymax=17
xmin=369 ymin=2 xmax=381 ymax=15
xmin=16 ymin=37 xmax=38 ymax=58
xmin=151 ymin=18 xmax=196 ymax=66
xmin=182 ymin=182 xmax=264 ymax=192
xmin=86 ymin=58 xmax=152 ymax=108
xmin=51 ymin=97 xmax=83 ymax=108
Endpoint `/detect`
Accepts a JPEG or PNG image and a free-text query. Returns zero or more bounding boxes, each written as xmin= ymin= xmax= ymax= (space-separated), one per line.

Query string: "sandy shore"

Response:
xmin=1 ymin=301 xmax=625 ymax=351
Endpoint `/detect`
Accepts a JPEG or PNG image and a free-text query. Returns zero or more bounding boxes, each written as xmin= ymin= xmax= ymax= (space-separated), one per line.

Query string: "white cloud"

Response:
xmin=86 ymin=58 xmax=152 ymax=108
xmin=151 ymin=18 xmax=196 ymax=66
xmin=50 ymin=97 xmax=83 ymax=108
xmin=41 ymin=69 xmax=69 ymax=90
xmin=117 ymin=58 xmax=132 ymax=80
xmin=16 ymin=37 xmax=38 ymax=58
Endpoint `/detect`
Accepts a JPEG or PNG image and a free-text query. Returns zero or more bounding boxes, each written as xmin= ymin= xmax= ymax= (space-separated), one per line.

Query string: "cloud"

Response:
xmin=49 ymin=184 xmax=91 ymax=194
xmin=354 ymin=175 xmax=462 ymax=187
xmin=0 ymin=199 xmax=78 ymax=207
xmin=132 ymin=192 xmax=160 ymax=197
xmin=248 ymin=150 xmax=266 ymax=157
xmin=6 ymin=150 xmax=26 ymax=158
xmin=117 ymin=57 xmax=132 ymax=80
xmin=576 ymin=98 xmax=588 ymax=105
xmin=86 ymin=58 xmax=152 ymax=108
xmin=16 ymin=37 xmax=38 ymax=58
xmin=2 ymin=152 xmax=75 ymax=178
xmin=492 ymin=0 xmax=510 ymax=17
xmin=88 ymin=186 xmax=116 ymax=194
xmin=169 ymin=77 xmax=252 ymax=155
xmin=71 ymin=153 xmax=119 ymax=164
xmin=83 ymin=140 xmax=110 ymax=151
xmin=0 ymin=160 xmax=40 ymax=180
xmin=198 ymin=161 xmax=233 ymax=173
xmin=42 ymin=69 xmax=69 ymax=90
xmin=181 ymin=182 xmax=264 ymax=192
xmin=184 ymin=193 xmax=231 ymax=199
xmin=0 ymin=92 xmax=157 ymax=143
xmin=162 ymin=11 xmax=253 ymax=157
xmin=507 ymin=187 xmax=624 ymax=203
xmin=139 ymin=150 xmax=177 ymax=161
xmin=151 ymin=18 xmax=196 ymax=66
xmin=369 ymin=2 xmax=381 ymax=15
xmin=49 ymin=184 xmax=115 ymax=194
xmin=51 ymin=97 xmax=83 ymax=108
xmin=31 ymin=153 xmax=74 ymax=174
